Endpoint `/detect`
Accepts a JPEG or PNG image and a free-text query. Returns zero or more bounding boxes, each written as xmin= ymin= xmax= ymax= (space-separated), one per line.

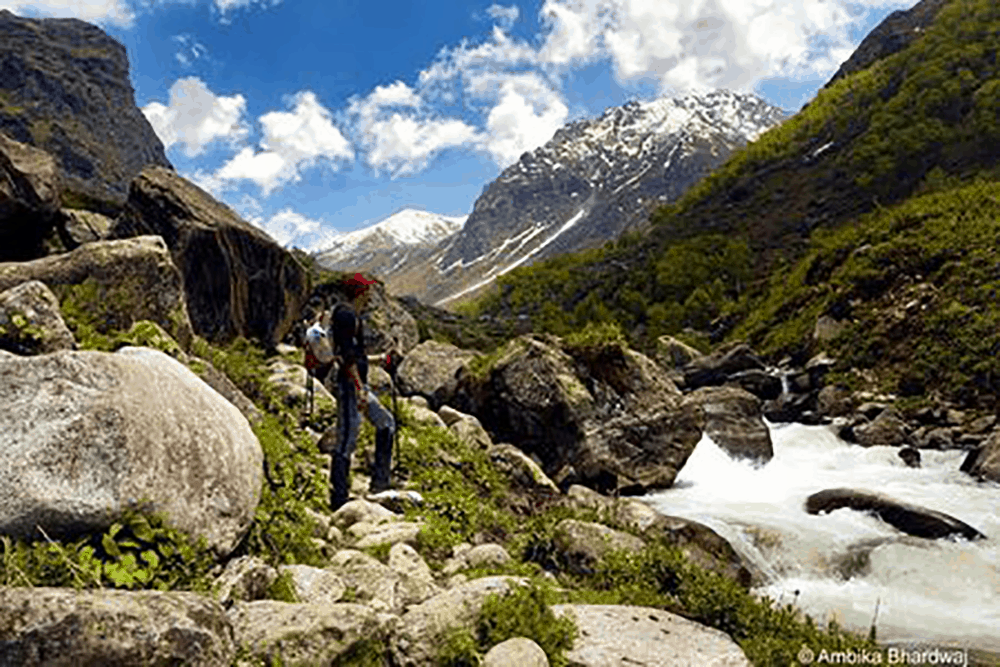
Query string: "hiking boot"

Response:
xmin=370 ymin=427 xmax=393 ymax=493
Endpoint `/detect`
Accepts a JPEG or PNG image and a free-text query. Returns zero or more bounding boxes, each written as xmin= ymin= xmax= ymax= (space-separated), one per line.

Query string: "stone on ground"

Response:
xmin=214 ymin=556 xmax=279 ymax=606
xmin=0 ymin=279 xmax=75 ymax=354
xmin=277 ymin=564 xmax=346 ymax=605
xmin=396 ymin=339 xmax=477 ymax=408
xmin=0 ymin=587 xmax=234 ymax=666
xmin=483 ymin=637 xmax=549 ymax=667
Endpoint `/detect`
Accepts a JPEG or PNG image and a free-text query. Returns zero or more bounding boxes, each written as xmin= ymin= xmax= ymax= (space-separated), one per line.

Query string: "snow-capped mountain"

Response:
xmin=314 ymin=209 xmax=465 ymax=277
xmin=316 ymin=90 xmax=787 ymax=305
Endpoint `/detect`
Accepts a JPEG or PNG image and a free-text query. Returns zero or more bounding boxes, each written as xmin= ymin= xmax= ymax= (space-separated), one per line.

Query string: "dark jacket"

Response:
xmin=331 ymin=303 xmax=368 ymax=385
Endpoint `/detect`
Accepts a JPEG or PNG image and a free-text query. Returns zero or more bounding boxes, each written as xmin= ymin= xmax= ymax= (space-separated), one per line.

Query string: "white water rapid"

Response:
xmin=644 ymin=422 xmax=1000 ymax=651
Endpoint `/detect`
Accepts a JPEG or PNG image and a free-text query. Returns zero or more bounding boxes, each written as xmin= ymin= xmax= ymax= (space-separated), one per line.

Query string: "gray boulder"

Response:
xmin=0 ymin=587 xmax=234 ymax=666
xmin=689 ymin=386 xmax=773 ymax=465
xmin=0 ymin=346 xmax=263 ymax=556
xmin=805 ymin=488 xmax=986 ymax=540
xmin=553 ymin=519 xmax=645 ymax=574
xmin=391 ymin=576 xmax=527 ymax=667
xmin=551 ymin=604 xmax=751 ymax=666
xmin=0 ymin=279 xmax=75 ymax=354
xmin=0 ymin=131 xmax=60 ymax=260
xmin=682 ymin=342 xmax=765 ymax=389
xmin=0 ymin=235 xmax=195 ymax=350
xmin=483 ymin=637 xmax=549 ymax=667
xmin=277 ymin=564 xmax=346 ymax=605
xmin=109 ymin=166 xmax=307 ymax=349
xmin=647 ymin=514 xmax=757 ymax=588
xmin=396 ymin=339 xmax=477 ymax=408
xmin=454 ymin=335 xmax=703 ymax=495
xmin=227 ymin=600 xmax=388 ymax=666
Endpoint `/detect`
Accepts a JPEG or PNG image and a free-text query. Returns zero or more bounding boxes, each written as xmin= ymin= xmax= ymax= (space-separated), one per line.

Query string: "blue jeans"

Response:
xmin=331 ymin=375 xmax=395 ymax=508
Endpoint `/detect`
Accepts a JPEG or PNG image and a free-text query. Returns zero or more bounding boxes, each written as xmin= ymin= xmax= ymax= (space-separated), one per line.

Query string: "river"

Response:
xmin=643 ymin=421 xmax=1000 ymax=652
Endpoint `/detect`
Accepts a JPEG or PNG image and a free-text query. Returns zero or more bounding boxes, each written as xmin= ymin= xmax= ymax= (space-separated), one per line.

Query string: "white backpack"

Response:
xmin=305 ymin=321 xmax=335 ymax=364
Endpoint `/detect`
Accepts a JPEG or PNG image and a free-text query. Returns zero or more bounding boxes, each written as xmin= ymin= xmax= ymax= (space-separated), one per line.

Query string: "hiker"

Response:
xmin=324 ymin=273 xmax=396 ymax=510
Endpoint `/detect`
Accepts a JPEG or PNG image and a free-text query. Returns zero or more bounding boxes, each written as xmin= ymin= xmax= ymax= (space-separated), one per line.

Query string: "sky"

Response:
xmin=6 ymin=0 xmax=917 ymax=252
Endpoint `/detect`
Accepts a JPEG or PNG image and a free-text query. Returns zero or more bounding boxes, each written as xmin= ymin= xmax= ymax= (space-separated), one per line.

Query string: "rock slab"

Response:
xmin=551 ymin=604 xmax=751 ymax=667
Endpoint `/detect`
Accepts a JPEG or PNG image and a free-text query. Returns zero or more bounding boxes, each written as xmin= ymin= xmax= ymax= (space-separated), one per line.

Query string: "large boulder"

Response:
xmin=227 ymin=601 xmax=388 ymax=666
xmin=0 ymin=587 xmax=234 ymax=666
xmin=306 ymin=278 xmax=419 ymax=356
xmin=396 ymin=340 xmax=478 ymax=408
xmin=0 ymin=279 xmax=75 ymax=354
xmin=0 ymin=131 xmax=60 ymax=260
xmin=0 ymin=10 xmax=172 ymax=210
xmin=852 ymin=410 xmax=912 ymax=448
xmin=0 ymin=346 xmax=263 ymax=556
xmin=964 ymin=429 xmax=1000 ymax=483
xmin=109 ymin=166 xmax=307 ymax=349
xmin=689 ymin=386 xmax=773 ymax=465
xmin=453 ymin=335 xmax=704 ymax=494
xmin=551 ymin=604 xmax=751 ymax=667
xmin=805 ymin=488 xmax=986 ymax=540
xmin=0 ymin=235 xmax=195 ymax=349
xmin=647 ymin=514 xmax=757 ymax=588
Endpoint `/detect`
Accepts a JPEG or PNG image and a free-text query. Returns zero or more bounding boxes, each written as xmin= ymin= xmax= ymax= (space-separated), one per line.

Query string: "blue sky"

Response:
xmin=8 ymin=0 xmax=915 ymax=251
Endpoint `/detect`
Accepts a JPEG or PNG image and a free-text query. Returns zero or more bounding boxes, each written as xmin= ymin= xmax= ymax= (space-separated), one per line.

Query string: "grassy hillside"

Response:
xmin=470 ymin=0 xmax=1000 ymax=405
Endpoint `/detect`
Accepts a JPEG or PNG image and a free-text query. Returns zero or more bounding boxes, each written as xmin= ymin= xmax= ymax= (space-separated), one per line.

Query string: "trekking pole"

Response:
xmin=387 ymin=349 xmax=400 ymax=475
xmin=306 ymin=368 xmax=314 ymax=426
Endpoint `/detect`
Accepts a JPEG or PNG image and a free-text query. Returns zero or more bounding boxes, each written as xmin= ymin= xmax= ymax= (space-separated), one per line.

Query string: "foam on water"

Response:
xmin=644 ymin=422 xmax=1000 ymax=650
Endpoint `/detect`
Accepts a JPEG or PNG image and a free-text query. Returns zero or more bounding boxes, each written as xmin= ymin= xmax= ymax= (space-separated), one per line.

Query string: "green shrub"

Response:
xmin=477 ymin=584 xmax=577 ymax=667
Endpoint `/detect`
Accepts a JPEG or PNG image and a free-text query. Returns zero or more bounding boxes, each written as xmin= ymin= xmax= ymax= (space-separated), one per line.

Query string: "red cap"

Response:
xmin=345 ymin=272 xmax=377 ymax=287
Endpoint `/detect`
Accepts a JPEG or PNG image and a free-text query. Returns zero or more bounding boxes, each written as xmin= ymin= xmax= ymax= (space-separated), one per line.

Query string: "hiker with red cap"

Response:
xmin=314 ymin=273 xmax=396 ymax=510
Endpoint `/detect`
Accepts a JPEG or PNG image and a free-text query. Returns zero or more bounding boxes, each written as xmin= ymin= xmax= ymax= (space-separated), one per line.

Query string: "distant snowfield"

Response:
xmin=315 ymin=209 xmax=465 ymax=262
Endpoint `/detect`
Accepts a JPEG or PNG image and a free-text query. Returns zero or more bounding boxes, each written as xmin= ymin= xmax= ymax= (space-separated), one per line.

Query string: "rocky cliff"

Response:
xmin=0 ymin=10 xmax=172 ymax=213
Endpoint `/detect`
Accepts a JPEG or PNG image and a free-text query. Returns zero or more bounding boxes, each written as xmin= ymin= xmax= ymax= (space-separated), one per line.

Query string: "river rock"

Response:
xmin=0 ymin=235 xmax=195 ymax=349
xmin=396 ymin=339 xmax=476 ymax=408
xmin=0 ymin=346 xmax=263 ymax=556
xmin=483 ymin=637 xmax=549 ymax=667
xmin=647 ymin=514 xmax=756 ymax=587
xmin=805 ymin=488 xmax=986 ymax=540
xmin=0 ymin=279 xmax=75 ymax=354
xmin=964 ymin=430 xmax=1000 ymax=484
xmin=0 ymin=586 xmax=234 ymax=666
xmin=0 ymin=131 xmax=60 ymax=260
xmin=898 ymin=446 xmax=921 ymax=468
xmin=727 ymin=368 xmax=782 ymax=401
xmin=390 ymin=576 xmax=527 ymax=667
xmin=353 ymin=521 xmax=423 ymax=549
xmin=453 ymin=334 xmax=703 ymax=495
xmin=109 ymin=166 xmax=307 ymax=349
xmin=817 ymin=385 xmax=853 ymax=418
xmin=331 ymin=498 xmax=400 ymax=530
xmin=227 ymin=601 xmax=387 ymax=666
xmin=689 ymin=386 xmax=773 ymax=465
xmin=553 ymin=519 xmax=646 ymax=574
xmin=551 ymin=604 xmax=751 ymax=667
xmin=854 ymin=411 xmax=912 ymax=447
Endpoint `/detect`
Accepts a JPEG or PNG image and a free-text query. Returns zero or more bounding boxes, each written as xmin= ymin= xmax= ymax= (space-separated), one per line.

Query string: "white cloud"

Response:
xmin=213 ymin=0 xmax=281 ymax=19
xmin=486 ymin=3 xmax=519 ymax=29
xmin=142 ymin=77 xmax=249 ymax=157
xmin=348 ymin=81 xmax=481 ymax=177
xmin=171 ymin=33 xmax=209 ymax=67
xmin=477 ymin=72 xmax=568 ymax=166
xmin=241 ymin=204 xmax=337 ymax=251
xmin=538 ymin=0 xmax=914 ymax=93
xmin=0 ymin=0 xmax=136 ymax=27
xmin=213 ymin=91 xmax=354 ymax=195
